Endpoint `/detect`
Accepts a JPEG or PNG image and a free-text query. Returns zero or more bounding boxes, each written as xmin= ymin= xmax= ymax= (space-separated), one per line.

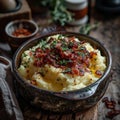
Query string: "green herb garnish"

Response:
xmin=22 ymin=53 xmax=27 ymax=58
xmin=61 ymin=46 xmax=69 ymax=51
xmin=78 ymin=52 xmax=85 ymax=57
xmin=63 ymin=68 xmax=71 ymax=73
xmin=59 ymin=59 xmax=68 ymax=65
xmin=59 ymin=59 xmax=72 ymax=66
xmin=39 ymin=39 xmax=48 ymax=50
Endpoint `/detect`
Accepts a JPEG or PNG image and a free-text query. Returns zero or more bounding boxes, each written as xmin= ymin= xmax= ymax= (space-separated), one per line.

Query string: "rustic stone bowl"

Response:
xmin=12 ymin=31 xmax=112 ymax=113
xmin=5 ymin=19 xmax=38 ymax=52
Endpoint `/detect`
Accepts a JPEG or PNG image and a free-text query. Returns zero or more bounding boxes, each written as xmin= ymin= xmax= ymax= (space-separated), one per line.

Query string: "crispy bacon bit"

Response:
xmin=34 ymin=59 xmax=42 ymax=67
xmin=72 ymin=67 xmax=80 ymax=75
xmin=102 ymin=97 xmax=120 ymax=119
xmin=68 ymin=36 xmax=76 ymax=41
xmin=12 ymin=28 xmax=31 ymax=37
xmin=80 ymin=40 xmax=86 ymax=44
xmin=90 ymin=51 xmax=97 ymax=58
xmin=31 ymin=80 xmax=37 ymax=85
xmin=26 ymin=69 xmax=29 ymax=73
xmin=55 ymin=43 xmax=62 ymax=48
xmin=95 ymin=70 xmax=102 ymax=76
xmin=36 ymin=48 xmax=42 ymax=52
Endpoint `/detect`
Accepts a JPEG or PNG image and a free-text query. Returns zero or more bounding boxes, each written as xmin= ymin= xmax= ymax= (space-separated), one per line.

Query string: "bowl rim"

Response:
xmin=5 ymin=19 xmax=39 ymax=39
xmin=12 ymin=31 xmax=112 ymax=94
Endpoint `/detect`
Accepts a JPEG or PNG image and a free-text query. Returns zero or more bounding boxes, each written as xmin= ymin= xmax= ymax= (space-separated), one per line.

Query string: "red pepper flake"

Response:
xmin=33 ymin=59 xmax=42 ymax=67
xmin=90 ymin=51 xmax=97 ymax=58
xmin=68 ymin=36 xmax=76 ymax=42
xmin=102 ymin=97 xmax=116 ymax=109
xmin=12 ymin=28 xmax=32 ymax=37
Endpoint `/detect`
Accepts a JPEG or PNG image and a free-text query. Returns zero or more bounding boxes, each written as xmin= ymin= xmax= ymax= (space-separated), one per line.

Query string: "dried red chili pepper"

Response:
xmin=102 ymin=97 xmax=109 ymax=102
xmin=102 ymin=97 xmax=116 ymax=109
xmin=106 ymin=101 xmax=116 ymax=109
xmin=106 ymin=110 xmax=120 ymax=119
xmin=102 ymin=97 xmax=120 ymax=119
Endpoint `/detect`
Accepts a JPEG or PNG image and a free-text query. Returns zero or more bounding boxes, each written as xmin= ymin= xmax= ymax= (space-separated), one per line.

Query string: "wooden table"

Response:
xmin=0 ymin=6 xmax=120 ymax=120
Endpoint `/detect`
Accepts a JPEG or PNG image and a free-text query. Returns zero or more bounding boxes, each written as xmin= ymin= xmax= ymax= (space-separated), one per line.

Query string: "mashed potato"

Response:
xmin=18 ymin=34 xmax=106 ymax=91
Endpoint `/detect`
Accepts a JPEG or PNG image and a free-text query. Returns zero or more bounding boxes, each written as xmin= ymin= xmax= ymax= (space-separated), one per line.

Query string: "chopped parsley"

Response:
xmin=59 ymin=59 xmax=68 ymax=65
xmin=39 ymin=39 xmax=48 ymax=50
xmin=59 ymin=59 xmax=72 ymax=66
xmin=78 ymin=52 xmax=85 ymax=57
xmin=63 ymin=68 xmax=71 ymax=73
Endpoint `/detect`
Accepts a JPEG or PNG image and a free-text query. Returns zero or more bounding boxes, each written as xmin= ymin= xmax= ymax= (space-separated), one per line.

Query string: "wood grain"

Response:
xmin=22 ymin=105 xmax=98 ymax=120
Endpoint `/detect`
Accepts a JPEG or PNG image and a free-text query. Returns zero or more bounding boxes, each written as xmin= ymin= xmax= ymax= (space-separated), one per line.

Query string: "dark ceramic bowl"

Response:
xmin=12 ymin=31 xmax=112 ymax=113
xmin=5 ymin=19 xmax=39 ymax=52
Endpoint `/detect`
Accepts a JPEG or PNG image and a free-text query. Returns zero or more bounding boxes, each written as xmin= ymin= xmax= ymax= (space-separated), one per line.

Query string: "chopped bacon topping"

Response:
xmin=33 ymin=35 xmax=97 ymax=76
xmin=95 ymin=70 xmax=102 ymax=76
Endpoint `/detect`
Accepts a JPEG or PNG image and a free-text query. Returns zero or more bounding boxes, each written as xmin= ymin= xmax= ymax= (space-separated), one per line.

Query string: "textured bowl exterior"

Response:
xmin=12 ymin=31 xmax=112 ymax=112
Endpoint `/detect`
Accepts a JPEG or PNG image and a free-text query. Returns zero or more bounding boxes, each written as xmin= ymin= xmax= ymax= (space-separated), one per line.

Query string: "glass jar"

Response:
xmin=65 ymin=0 xmax=88 ymax=25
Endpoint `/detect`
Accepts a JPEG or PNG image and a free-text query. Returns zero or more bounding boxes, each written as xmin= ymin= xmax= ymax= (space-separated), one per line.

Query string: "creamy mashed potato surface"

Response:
xmin=18 ymin=34 xmax=106 ymax=91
